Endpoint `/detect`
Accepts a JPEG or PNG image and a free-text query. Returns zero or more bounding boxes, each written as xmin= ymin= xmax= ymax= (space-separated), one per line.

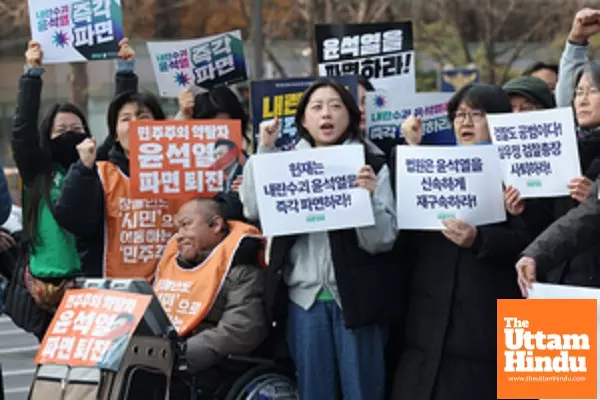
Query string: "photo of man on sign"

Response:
xmin=211 ymin=139 xmax=244 ymax=192
xmin=96 ymin=313 xmax=137 ymax=370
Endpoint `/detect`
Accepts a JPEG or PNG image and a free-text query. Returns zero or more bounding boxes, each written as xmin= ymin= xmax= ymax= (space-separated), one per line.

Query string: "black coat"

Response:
xmin=519 ymin=134 xmax=600 ymax=285
xmin=391 ymin=216 xmax=529 ymax=400
xmin=523 ymin=179 xmax=600 ymax=285
xmin=3 ymin=70 xmax=137 ymax=339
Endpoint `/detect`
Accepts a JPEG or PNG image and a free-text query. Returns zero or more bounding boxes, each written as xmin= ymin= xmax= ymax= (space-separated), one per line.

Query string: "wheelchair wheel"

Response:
xmin=224 ymin=364 xmax=297 ymax=400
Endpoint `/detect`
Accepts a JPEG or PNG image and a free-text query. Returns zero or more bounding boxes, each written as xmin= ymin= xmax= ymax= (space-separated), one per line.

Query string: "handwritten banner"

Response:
xmin=250 ymin=75 xmax=358 ymax=151
xmin=365 ymin=91 xmax=454 ymax=157
xmin=251 ymin=144 xmax=374 ymax=236
xmin=35 ymin=288 xmax=151 ymax=371
xmin=315 ymin=21 xmax=415 ymax=93
xmin=27 ymin=0 xmax=124 ymax=63
xmin=129 ymin=120 xmax=243 ymax=199
xmin=146 ymin=30 xmax=248 ymax=97
xmin=395 ymin=145 xmax=506 ymax=230
xmin=487 ymin=107 xmax=581 ymax=198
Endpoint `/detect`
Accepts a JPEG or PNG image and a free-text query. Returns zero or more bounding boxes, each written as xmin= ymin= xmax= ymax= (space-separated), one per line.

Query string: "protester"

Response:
xmin=9 ymin=41 xmax=92 ymax=313
xmin=96 ymin=38 xmax=140 ymax=161
xmin=501 ymin=75 xmax=558 ymax=239
xmin=391 ymin=84 xmax=529 ymax=400
xmin=523 ymin=61 xmax=559 ymax=92
xmin=555 ymin=8 xmax=600 ymax=107
xmin=503 ymin=75 xmax=556 ymax=112
xmin=516 ymin=180 xmax=600 ymax=296
xmin=177 ymin=86 xmax=251 ymax=148
xmin=53 ymin=43 xmax=180 ymax=281
xmin=240 ymin=79 xmax=399 ymax=400
xmin=154 ymin=197 xmax=267 ymax=395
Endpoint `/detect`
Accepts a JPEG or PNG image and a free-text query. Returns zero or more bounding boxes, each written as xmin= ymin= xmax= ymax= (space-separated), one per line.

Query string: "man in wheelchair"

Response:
xmin=153 ymin=197 xmax=270 ymax=398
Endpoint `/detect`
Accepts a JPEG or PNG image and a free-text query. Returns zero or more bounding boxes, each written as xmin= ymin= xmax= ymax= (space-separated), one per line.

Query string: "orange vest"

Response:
xmin=153 ymin=221 xmax=263 ymax=336
xmin=97 ymin=161 xmax=181 ymax=281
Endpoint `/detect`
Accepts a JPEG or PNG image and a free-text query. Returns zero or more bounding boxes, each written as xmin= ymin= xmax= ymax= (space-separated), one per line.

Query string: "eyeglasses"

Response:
xmin=574 ymin=86 xmax=600 ymax=98
xmin=453 ymin=109 xmax=485 ymax=124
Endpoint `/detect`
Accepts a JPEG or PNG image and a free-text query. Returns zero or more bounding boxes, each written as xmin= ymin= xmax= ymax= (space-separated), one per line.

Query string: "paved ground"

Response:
xmin=0 ymin=315 xmax=38 ymax=400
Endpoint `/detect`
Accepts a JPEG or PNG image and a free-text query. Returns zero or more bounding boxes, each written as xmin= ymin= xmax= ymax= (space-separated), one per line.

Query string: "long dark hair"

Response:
xmin=193 ymin=86 xmax=250 ymax=145
xmin=26 ymin=103 xmax=90 ymax=249
xmin=294 ymin=79 xmax=362 ymax=147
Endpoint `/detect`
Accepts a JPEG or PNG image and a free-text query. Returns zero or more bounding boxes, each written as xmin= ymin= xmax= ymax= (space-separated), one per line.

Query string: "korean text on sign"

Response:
xmin=154 ymin=278 xmax=200 ymax=332
xmin=129 ymin=120 xmax=243 ymax=199
xmin=117 ymin=198 xmax=174 ymax=265
xmin=146 ymin=30 xmax=248 ymax=98
xmin=395 ymin=145 xmax=506 ymax=230
xmin=487 ymin=107 xmax=581 ymax=198
xmin=315 ymin=21 xmax=415 ymax=92
xmin=251 ymin=144 xmax=375 ymax=236
xmin=365 ymin=91 xmax=453 ymax=147
xmin=27 ymin=0 xmax=125 ymax=63
xmin=34 ymin=288 xmax=151 ymax=371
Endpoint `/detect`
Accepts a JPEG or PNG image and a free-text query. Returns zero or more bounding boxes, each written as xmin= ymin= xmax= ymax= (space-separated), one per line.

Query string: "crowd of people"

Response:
xmin=1 ymin=6 xmax=600 ymax=400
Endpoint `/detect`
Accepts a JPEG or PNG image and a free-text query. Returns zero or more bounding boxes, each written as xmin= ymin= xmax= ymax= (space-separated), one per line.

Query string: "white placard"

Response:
xmin=28 ymin=0 xmax=124 ymax=63
xmin=365 ymin=91 xmax=454 ymax=144
xmin=487 ymin=107 xmax=581 ymax=198
xmin=252 ymin=145 xmax=375 ymax=237
xmin=395 ymin=145 xmax=506 ymax=230
xmin=146 ymin=30 xmax=248 ymax=98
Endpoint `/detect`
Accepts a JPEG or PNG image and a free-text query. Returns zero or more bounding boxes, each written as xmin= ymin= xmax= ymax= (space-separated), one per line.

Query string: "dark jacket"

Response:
xmin=518 ymin=133 xmax=600 ymax=284
xmin=391 ymin=216 xmax=529 ymax=400
xmin=3 ymin=70 xmax=138 ymax=340
xmin=186 ymin=237 xmax=267 ymax=373
xmin=0 ymin=166 xmax=12 ymax=225
xmin=523 ymin=180 xmax=600 ymax=285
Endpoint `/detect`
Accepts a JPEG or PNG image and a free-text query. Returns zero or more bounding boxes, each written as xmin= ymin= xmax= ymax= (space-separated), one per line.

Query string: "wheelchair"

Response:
xmin=27 ymin=279 xmax=298 ymax=400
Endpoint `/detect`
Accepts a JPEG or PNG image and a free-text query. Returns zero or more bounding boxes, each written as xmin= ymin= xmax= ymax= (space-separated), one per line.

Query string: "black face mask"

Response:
xmin=49 ymin=131 xmax=90 ymax=170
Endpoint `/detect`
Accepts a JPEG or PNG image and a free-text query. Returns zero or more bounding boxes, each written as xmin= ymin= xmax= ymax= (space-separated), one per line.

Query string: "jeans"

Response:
xmin=286 ymin=300 xmax=388 ymax=400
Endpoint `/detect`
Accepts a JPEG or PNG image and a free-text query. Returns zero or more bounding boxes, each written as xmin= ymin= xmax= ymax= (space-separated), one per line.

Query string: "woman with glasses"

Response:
xmin=391 ymin=84 xmax=529 ymax=400
xmin=515 ymin=61 xmax=600 ymax=294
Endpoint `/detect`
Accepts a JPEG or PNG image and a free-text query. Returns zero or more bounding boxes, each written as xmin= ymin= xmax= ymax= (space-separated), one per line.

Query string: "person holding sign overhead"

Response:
xmin=53 ymin=43 xmax=181 ymax=282
xmin=391 ymin=84 xmax=530 ymax=400
xmin=239 ymin=79 xmax=399 ymax=400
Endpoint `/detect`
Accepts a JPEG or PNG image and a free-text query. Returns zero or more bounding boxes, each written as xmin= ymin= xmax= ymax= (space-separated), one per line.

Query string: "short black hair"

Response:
xmin=447 ymin=83 xmax=512 ymax=122
xmin=523 ymin=62 xmax=559 ymax=77
xmin=193 ymin=86 xmax=250 ymax=144
xmin=190 ymin=197 xmax=226 ymax=222
xmin=357 ymin=75 xmax=375 ymax=91
xmin=214 ymin=139 xmax=237 ymax=150
xmin=107 ymin=91 xmax=165 ymax=139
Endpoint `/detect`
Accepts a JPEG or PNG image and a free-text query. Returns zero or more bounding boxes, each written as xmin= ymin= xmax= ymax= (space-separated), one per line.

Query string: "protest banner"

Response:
xmin=315 ymin=21 xmax=415 ymax=93
xmin=251 ymin=144 xmax=374 ymax=236
xmin=365 ymin=91 xmax=454 ymax=157
xmin=146 ymin=30 xmax=248 ymax=98
xmin=129 ymin=120 xmax=243 ymax=199
xmin=35 ymin=288 xmax=151 ymax=371
xmin=395 ymin=145 xmax=506 ymax=230
xmin=487 ymin=107 xmax=581 ymax=198
xmin=250 ymin=75 xmax=358 ymax=151
xmin=498 ymin=289 xmax=598 ymax=399
xmin=27 ymin=0 xmax=125 ymax=63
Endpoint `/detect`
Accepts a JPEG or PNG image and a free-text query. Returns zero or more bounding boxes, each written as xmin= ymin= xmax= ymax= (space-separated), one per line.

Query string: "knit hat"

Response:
xmin=502 ymin=76 xmax=556 ymax=109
